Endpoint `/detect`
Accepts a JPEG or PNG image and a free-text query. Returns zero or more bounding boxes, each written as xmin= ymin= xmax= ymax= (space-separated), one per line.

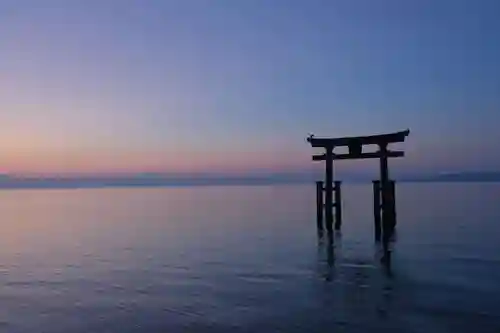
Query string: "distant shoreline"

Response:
xmin=2 ymin=171 xmax=500 ymax=190
xmin=1 ymin=178 xmax=499 ymax=190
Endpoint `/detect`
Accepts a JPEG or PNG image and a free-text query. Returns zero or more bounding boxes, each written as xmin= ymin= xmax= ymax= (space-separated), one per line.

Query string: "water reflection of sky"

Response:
xmin=0 ymin=184 xmax=499 ymax=332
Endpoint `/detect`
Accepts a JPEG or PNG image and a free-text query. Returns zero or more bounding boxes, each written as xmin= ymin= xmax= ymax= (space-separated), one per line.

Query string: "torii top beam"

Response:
xmin=306 ymin=129 xmax=410 ymax=148
xmin=306 ymin=129 xmax=410 ymax=161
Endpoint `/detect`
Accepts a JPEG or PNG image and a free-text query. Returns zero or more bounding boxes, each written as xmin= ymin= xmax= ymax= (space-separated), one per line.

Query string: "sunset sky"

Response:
xmin=1 ymin=0 xmax=499 ymax=176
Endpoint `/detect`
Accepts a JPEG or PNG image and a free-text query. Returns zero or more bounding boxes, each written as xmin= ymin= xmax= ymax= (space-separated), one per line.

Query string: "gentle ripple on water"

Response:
xmin=0 ymin=184 xmax=499 ymax=332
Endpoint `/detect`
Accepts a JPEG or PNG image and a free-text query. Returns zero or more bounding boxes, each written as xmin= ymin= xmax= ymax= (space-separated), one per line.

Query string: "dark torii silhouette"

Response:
xmin=306 ymin=128 xmax=410 ymax=244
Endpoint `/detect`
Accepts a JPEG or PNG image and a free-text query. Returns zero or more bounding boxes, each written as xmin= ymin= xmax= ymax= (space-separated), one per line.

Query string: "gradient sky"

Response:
xmin=1 ymin=0 xmax=499 ymax=176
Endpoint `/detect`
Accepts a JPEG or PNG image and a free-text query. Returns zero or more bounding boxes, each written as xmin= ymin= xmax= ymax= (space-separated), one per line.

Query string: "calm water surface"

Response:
xmin=0 ymin=183 xmax=499 ymax=332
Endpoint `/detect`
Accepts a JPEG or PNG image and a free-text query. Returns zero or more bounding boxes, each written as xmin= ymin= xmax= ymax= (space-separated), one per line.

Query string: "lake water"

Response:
xmin=0 ymin=183 xmax=499 ymax=332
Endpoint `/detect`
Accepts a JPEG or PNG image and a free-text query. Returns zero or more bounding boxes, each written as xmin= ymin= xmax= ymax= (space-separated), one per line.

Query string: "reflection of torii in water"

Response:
xmin=306 ymin=129 xmax=410 ymax=264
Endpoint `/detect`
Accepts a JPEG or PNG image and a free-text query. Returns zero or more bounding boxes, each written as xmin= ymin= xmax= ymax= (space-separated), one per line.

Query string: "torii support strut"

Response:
xmin=307 ymin=129 xmax=410 ymax=242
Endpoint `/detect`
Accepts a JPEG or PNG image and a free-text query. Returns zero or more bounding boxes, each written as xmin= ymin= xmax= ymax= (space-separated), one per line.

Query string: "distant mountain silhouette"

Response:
xmin=425 ymin=171 xmax=500 ymax=182
xmin=0 ymin=172 xmax=318 ymax=189
xmin=0 ymin=170 xmax=499 ymax=189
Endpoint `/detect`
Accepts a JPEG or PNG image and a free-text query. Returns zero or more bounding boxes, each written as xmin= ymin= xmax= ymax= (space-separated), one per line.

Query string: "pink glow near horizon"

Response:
xmin=1 ymin=1 xmax=499 ymax=175
xmin=0 ymin=147 xmax=312 ymax=175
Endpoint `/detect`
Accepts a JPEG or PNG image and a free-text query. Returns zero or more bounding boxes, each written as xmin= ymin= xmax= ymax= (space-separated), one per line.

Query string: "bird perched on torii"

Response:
xmin=306 ymin=133 xmax=315 ymax=143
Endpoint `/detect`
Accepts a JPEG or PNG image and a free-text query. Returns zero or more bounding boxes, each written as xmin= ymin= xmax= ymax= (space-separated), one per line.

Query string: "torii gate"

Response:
xmin=306 ymin=129 xmax=410 ymax=243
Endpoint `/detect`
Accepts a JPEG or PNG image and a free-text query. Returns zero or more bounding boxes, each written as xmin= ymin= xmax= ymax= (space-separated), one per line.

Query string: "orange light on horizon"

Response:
xmin=0 ymin=146 xmax=312 ymax=176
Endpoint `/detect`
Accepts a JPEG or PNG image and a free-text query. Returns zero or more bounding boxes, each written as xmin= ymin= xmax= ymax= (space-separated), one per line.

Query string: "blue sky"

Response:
xmin=1 ymin=0 xmax=499 ymax=175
